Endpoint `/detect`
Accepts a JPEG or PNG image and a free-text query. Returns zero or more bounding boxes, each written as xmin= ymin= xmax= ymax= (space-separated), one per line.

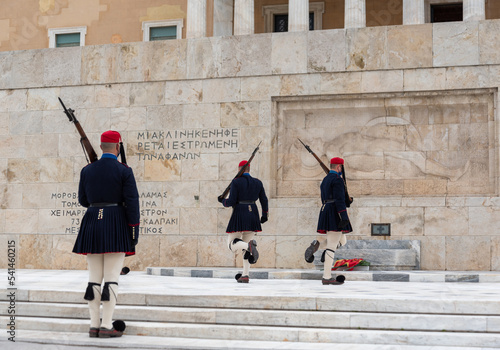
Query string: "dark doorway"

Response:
xmin=431 ymin=3 xmax=463 ymax=23
xmin=273 ymin=13 xmax=315 ymax=32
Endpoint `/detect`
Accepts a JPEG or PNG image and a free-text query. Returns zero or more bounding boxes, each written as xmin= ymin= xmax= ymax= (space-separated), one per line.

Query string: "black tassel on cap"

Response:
xmin=83 ymin=282 xmax=101 ymax=301
xmin=119 ymin=142 xmax=127 ymax=165
xmin=101 ymin=282 xmax=118 ymax=301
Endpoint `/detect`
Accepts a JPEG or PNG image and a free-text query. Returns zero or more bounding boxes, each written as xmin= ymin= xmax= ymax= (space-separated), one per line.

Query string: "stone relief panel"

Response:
xmin=276 ymin=90 xmax=495 ymax=197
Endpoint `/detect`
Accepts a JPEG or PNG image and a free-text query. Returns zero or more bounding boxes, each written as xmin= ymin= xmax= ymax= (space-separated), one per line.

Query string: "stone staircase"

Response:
xmin=2 ymin=283 xmax=500 ymax=349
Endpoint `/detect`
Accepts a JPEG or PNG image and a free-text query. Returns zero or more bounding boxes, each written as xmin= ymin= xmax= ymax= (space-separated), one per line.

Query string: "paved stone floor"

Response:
xmin=1 ymin=269 xmax=499 ymax=349
xmin=6 ymin=268 xmax=500 ymax=292
xmin=6 ymin=268 xmax=500 ymax=301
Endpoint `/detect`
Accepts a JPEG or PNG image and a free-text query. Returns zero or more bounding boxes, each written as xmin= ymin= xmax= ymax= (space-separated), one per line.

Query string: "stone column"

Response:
xmin=463 ymin=0 xmax=485 ymax=21
xmin=345 ymin=0 xmax=366 ymax=28
xmin=403 ymin=0 xmax=425 ymax=25
xmin=186 ymin=0 xmax=206 ymax=39
xmin=213 ymin=0 xmax=234 ymax=37
xmin=234 ymin=0 xmax=254 ymax=35
xmin=288 ymin=0 xmax=309 ymax=32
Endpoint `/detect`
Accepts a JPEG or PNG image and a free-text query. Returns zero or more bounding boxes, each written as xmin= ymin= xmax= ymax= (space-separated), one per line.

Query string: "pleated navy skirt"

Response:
xmin=317 ymin=203 xmax=352 ymax=234
xmin=72 ymin=206 xmax=135 ymax=256
xmin=226 ymin=203 xmax=262 ymax=233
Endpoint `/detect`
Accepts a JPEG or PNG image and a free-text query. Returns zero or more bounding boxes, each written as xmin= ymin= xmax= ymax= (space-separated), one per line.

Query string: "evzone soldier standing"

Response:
xmin=72 ymin=130 xmax=140 ymax=338
xmin=218 ymin=160 xmax=269 ymax=283
xmin=304 ymin=157 xmax=352 ymax=285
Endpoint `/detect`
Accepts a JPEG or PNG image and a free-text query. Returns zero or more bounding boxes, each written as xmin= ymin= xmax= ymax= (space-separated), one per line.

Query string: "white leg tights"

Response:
xmin=227 ymin=231 xmax=255 ymax=276
xmin=87 ymin=254 xmax=104 ymax=328
xmin=101 ymin=253 xmax=125 ymax=329
xmin=86 ymin=253 xmax=125 ymax=329
xmin=319 ymin=231 xmax=343 ymax=279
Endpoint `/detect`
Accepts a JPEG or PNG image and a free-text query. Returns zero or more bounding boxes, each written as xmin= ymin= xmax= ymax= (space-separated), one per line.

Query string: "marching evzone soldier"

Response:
xmin=72 ymin=130 xmax=140 ymax=338
xmin=304 ymin=157 xmax=352 ymax=285
xmin=218 ymin=160 xmax=269 ymax=283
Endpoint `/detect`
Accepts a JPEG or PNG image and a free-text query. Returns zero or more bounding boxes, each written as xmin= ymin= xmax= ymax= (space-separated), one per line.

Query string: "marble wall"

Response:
xmin=1 ymin=19 xmax=500 ymax=271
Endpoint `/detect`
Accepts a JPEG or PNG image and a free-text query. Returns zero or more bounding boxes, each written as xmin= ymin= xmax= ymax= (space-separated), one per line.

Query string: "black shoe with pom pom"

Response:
xmin=322 ymin=275 xmax=345 ymax=285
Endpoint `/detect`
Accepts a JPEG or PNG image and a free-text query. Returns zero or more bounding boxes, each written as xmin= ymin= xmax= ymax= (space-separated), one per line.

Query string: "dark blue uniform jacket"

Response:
xmin=317 ymin=171 xmax=352 ymax=234
xmin=73 ymin=154 xmax=140 ymax=256
xmin=222 ymin=173 xmax=268 ymax=233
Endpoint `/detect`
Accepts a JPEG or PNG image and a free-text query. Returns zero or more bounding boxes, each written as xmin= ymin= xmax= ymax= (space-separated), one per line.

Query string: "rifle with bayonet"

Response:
xmin=218 ymin=141 xmax=262 ymax=201
xmin=298 ymin=138 xmax=353 ymax=207
xmin=58 ymin=97 xmax=98 ymax=164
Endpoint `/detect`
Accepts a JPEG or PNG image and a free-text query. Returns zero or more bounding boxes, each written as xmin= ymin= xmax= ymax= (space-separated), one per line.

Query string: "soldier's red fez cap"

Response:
xmin=239 ymin=160 xmax=248 ymax=167
xmin=101 ymin=130 xmax=121 ymax=143
xmin=330 ymin=157 xmax=344 ymax=165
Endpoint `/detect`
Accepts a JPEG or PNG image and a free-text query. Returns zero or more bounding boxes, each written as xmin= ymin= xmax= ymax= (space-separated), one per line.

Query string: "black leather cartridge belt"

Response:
xmin=89 ymin=203 xmax=122 ymax=207
xmin=238 ymin=201 xmax=256 ymax=204
xmin=322 ymin=199 xmax=336 ymax=204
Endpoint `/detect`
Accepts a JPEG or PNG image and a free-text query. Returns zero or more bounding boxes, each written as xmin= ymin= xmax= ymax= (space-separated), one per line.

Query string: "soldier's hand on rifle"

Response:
xmin=260 ymin=213 xmax=268 ymax=224
xmin=130 ymin=225 xmax=139 ymax=246
xmin=217 ymin=195 xmax=224 ymax=203
xmin=338 ymin=220 xmax=349 ymax=230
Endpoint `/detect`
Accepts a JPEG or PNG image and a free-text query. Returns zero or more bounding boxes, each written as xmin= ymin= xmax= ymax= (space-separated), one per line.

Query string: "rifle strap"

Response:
xmin=80 ymin=139 xmax=90 ymax=164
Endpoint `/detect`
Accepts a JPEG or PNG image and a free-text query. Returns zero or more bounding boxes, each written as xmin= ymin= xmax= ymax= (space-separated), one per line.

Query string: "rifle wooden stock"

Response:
xmin=298 ymin=138 xmax=353 ymax=207
xmin=311 ymin=151 xmax=330 ymax=175
xmin=219 ymin=141 xmax=262 ymax=199
xmin=59 ymin=97 xmax=98 ymax=164
xmin=298 ymin=138 xmax=329 ymax=175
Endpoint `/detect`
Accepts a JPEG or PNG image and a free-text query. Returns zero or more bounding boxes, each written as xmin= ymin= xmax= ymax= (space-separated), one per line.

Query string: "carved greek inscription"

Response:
xmin=49 ymin=191 xmax=179 ymax=234
xmin=50 ymin=192 xmax=85 ymax=234
xmin=136 ymin=128 xmax=239 ymax=160
xmin=139 ymin=191 xmax=178 ymax=234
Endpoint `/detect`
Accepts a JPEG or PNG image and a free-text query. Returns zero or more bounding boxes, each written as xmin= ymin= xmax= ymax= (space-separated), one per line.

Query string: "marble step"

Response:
xmin=11 ymin=330 xmax=488 ymax=350
xmin=7 ymin=289 xmax=500 ymax=316
xmin=3 ymin=301 xmax=500 ymax=333
xmin=7 ymin=316 xmax=500 ymax=348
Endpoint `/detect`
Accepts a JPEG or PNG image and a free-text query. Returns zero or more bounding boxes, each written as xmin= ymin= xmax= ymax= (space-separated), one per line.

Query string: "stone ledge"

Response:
xmin=146 ymin=267 xmax=500 ymax=283
xmin=314 ymin=239 xmax=421 ymax=271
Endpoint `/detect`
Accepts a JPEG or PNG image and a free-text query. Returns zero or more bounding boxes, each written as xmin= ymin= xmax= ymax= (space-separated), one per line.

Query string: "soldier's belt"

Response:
xmin=89 ymin=203 xmax=122 ymax=207
xmin=322 ymin=199 xmax=336 ymax=204
xmin=238 ymin=201 xmax=256 ymax=204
